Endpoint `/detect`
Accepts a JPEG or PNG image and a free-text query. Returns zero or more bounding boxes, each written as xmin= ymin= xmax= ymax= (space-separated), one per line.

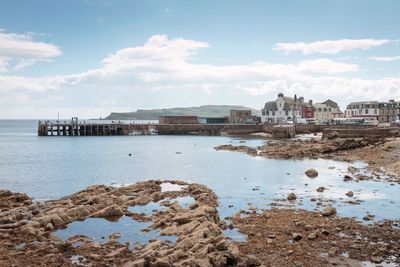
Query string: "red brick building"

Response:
xmin=303 ymin=101 xmax=315 ymax=118
xmin=228 ymin=109 xmax=253 ymax=123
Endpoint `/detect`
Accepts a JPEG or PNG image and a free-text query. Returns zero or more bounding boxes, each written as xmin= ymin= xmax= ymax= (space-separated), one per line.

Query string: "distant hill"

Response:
xmin=105 ymin=105 xmax=260 ymax=120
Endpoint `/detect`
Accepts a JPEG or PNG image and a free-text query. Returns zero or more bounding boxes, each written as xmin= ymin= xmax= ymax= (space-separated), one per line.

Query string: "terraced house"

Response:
xmin=345 ymin=101 xmax=397 ymax=123
xmin=313 ymin=99 xmax=344 ymax=123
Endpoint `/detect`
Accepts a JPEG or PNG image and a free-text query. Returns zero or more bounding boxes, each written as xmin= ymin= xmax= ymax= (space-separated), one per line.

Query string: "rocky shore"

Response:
xmin=1 ymin=180 xmax=400 ymax=266
xmin=232 ymin=208 xmax=400 ymax=266
xmin=0 ymin=180 xmax=240 ymax=266
xmin=215 ymin=136 xmax=400 ymax=183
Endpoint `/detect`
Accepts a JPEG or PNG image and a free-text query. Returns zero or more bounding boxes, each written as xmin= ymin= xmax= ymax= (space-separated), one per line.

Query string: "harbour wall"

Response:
xmin=37 ymin=120 xmax=398 ymax=137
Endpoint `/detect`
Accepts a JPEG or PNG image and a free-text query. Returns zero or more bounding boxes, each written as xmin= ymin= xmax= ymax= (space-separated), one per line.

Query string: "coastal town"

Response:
xmin=2 ymin=0 xmax=400 ymax=266
xmin=159 ymin=93 xmax=400 ymax=126
xmin=36 ymin=93 xmax=400 ymax=138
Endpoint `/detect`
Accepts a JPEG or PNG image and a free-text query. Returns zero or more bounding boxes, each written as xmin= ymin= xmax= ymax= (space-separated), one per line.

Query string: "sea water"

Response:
xmin=0 ymin=120 xmax=399 ymax=242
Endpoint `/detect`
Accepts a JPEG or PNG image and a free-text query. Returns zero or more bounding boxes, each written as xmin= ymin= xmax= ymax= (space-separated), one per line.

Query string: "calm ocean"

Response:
xmin=0 ymin=119 xmax=398 ymax=224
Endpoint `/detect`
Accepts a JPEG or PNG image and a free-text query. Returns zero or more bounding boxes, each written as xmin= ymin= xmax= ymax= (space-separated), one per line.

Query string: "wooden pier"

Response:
xmin=37 ymin=119 xmax=263 ymax=136
xmin=37 ymin=120 xmax=152 ymax=136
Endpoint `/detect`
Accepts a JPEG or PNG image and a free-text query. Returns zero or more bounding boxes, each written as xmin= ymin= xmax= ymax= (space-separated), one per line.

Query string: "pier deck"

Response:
xmin=37 ymin=120 xmax=263 ymax=136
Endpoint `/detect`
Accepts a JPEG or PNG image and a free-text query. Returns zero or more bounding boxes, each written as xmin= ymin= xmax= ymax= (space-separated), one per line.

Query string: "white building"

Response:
xmin=314 ymin=100 xmax=343 ymax=123
xmin=261 ymin=93 xmax=304 ymax=123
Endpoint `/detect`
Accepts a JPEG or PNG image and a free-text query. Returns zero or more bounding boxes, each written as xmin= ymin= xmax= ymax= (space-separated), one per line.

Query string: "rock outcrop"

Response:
xmin=0 ymin=181 xmax=241 ymax=266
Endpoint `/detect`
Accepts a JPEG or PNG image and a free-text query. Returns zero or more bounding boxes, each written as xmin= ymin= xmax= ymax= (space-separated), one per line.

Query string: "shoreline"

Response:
xmin=1 ymin=180 xmax=399 ymax=266
xmin=215 ymin=136 xmax=400 ymax=184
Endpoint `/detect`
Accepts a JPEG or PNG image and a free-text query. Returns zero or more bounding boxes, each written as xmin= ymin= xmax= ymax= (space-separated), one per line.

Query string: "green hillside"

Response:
xmin=105 ymin=105 xmax=260 ymax=120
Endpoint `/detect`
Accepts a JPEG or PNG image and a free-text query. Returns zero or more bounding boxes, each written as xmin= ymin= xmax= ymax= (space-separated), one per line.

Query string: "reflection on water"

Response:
xmin=128 ymin=196 xmax=196 ymax=215
xmin=55 ymin=216 xmax=176 ymax=248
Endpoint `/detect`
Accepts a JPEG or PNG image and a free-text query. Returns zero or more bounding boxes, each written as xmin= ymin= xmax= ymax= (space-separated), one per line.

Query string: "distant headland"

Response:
xmin=104 ymin=105 xmax=260 ymax=120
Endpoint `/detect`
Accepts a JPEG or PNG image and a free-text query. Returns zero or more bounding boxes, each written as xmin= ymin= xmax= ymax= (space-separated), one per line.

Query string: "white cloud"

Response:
xmin=0 ymin=74 xmax=81 ymax=92
xmin=297 ymin=58 xmax=359 ymax=73
xmin=0 ymin=31 xmax=61 ymax=72
xmin=274 ymin=39 xmax=392 ymax=54
xmin=370 ymin=56 xmax=400 ymax=62
xmin=81 ymin=35 xmax=359 ymax=84
xmin=239 ymin=76 xmax=400 ymax=101
xmin=1 ymin=34 xmax=400 ymax=118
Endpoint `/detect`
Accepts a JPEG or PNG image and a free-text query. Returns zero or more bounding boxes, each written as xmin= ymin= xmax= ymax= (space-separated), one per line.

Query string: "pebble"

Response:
xmin=345 ymin=191 xmax=354 ymax=197
xmin=292 ymin=233 xmax=303 ymax=242
xmin=316 ymin=187 xmax=325 ymax=193
xmin=305 ymin=168 xmax=318 ymax=178
xmin=307 ymin=231 xmax=318 ymax=240
xmin=246 ymin=255 xmax=262 ymax=266
xmin=322 ymin=206 xmax=337 ymax=216
xmin=287 ymin=193 xmax=297 ymax=201
xmin=343 ymin=175 xmax=353 ymax=182
xmin=370 ymin=256 xmax=382 ymax=263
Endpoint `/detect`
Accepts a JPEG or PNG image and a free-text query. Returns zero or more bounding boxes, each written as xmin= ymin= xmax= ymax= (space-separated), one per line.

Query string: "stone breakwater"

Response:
xmin=0 ymin=180 xmax=240 ymax=266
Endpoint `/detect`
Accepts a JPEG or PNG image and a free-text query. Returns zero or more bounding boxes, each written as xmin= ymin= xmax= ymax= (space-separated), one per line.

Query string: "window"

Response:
xmin=262 ymin=110 xmax=266 ymax=116
xmin=323 ymin=108 xmax=327 ymax=112
xmin=285 ymin=111 xmax=289 ymax=116
xmin=272 ymin=111 xmax=275 ymax=116
xmin=318 ymin=108 xmax=322 ymax=112
xmin=266 ymin=110 xmax=269 ymax=115
xmin=365 ymin=109 xmax=368 ymax=114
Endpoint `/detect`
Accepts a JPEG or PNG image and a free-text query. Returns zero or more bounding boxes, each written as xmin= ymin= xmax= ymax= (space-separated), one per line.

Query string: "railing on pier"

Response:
xmin=37 ymin=120 xmax=149 ymax=136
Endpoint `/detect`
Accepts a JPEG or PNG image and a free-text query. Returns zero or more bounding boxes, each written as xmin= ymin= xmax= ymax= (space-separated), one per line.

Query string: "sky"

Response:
xmin=0 ymin=0 xmax=400 ymax=119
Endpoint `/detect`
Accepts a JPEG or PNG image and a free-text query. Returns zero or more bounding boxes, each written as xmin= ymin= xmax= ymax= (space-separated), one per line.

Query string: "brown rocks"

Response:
xmin=370 ymin=256 xmax=382 ymax=263
xmin=328 ymin=246 xmax=339 ymax=256
xmin=363 ymin=214 xmax=375 ymax=221
xmin=325 ymin=131 xmax=339 ymax=140
xmin=348 ymin=166 xmax=358 ymax=173
xmin=292 ymin=233 xmax=303 ymax=242
xmin=246 ymin=255 xmax=262 ymax=266
xmin=307 ymin=231 xmax=318 ymax=240
xmin=232 ymin=208 xmax=400 ymax=267
xmin=154 ymin=259 xmax=171 ymax=267
xmin=287 ymin=193 xmax=297 ymax=201
xmin=322 ymin=206 xmax=337 ymax=216
xmin=343 ymin=175 xmax=353 ymax=182
xmin=45 ymin=223 xmax=54 ymax=231
xmin=92 ymin=204 xmax=124 ymax=218
xmin=0 ymin=180 xmax=236 ymax=267
xmin=316 ymin=187 xmax=325 ymax=192
xmin=345 ymin=191 xmax=354 ymax=197
xmin=20 ymin=225 xmax=38 ymax=237
xmin=305 ymin=168 xmax=318 ymax=178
